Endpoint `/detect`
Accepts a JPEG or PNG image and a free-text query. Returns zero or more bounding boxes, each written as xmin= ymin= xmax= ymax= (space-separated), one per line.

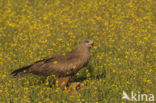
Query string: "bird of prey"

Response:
xmin=11 ymin=39 xmax=94 ymax=87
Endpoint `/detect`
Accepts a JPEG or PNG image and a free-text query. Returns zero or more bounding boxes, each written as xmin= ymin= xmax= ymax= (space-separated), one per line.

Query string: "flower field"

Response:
xmin=0 ymin=0 xmax=155 ymax=103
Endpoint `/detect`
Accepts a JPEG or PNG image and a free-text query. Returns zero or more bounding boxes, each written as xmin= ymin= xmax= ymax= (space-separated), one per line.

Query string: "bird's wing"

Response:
xmin=29 ymin=53 xmax=89 ymax=77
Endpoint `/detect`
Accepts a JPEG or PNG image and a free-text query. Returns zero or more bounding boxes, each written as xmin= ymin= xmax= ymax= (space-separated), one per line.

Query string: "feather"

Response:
xmin=11 ymin=40 xmax=94 ymax=85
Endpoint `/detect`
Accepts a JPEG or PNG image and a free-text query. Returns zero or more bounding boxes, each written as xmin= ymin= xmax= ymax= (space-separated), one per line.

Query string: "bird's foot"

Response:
xmin=67 ymin=82 xmax=83 ymax=93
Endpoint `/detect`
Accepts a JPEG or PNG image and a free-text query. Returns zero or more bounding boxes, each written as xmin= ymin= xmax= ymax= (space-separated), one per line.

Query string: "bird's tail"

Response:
xmin=11 ymin=65 xmax=32 ymax=77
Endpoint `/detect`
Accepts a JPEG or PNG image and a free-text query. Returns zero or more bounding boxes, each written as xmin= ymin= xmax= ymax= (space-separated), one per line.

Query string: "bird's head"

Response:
xmin=84 ymin=39 xmax=94 ymax=48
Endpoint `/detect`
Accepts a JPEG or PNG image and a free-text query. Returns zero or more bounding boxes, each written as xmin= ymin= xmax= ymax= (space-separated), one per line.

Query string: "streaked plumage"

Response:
xmin=11 ymin=39 xmax=93 ymax=86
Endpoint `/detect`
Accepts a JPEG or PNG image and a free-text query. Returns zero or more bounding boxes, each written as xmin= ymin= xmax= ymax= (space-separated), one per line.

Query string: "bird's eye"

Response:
xmin=85 ymin=40 xmax=90 ymax=43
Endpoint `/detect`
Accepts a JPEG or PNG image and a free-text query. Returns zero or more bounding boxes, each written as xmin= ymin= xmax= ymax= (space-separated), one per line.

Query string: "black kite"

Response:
xmin=11 ymin=39 xmax=94 ymax=86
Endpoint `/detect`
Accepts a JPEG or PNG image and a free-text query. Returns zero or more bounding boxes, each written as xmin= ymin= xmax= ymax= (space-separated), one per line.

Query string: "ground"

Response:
xmin=0 ymin=0 xmax=155 ymax=103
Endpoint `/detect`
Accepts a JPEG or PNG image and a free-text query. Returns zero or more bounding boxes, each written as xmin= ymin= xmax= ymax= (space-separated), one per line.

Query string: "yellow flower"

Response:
xmin=147 ymin=80 xmax=152 ymax=84
xmin=57 ymin=38 xmax=63 ymax=41
xmin=2 ymin=74 xmax=6 ymax=78
xmin=53 ymin=61 xmax=58 ymax=64
xmin=73 ymin=65 xmax=76 ymax=69
xmin=112 ymin=69 xmax=116 ymax=73
xmin=62 ymin=53 xmax=66 ymax=56
xmin=24 ymin=88 xmax=28 ymax=91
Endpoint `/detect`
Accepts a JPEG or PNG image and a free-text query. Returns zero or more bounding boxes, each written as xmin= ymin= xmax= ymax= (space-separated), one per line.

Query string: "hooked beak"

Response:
xmin=88 ymin=41 xmax=94 ymax=47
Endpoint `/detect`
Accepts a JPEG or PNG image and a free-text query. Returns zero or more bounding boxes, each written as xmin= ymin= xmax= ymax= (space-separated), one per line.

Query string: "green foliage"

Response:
xmin=0 ymin=0 xmax=155 ymax=102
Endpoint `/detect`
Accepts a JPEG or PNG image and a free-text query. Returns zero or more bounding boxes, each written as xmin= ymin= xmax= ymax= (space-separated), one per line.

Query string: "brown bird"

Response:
xmin=11 ymin=39 xmax=94 ymax=87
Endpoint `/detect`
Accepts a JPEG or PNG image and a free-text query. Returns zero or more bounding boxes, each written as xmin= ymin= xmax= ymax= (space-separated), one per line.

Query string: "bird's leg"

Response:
xmin=56 ymin=76 xmax=70 ymax=88
xmin=68 ymin=82 xmax=83 ymax=92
